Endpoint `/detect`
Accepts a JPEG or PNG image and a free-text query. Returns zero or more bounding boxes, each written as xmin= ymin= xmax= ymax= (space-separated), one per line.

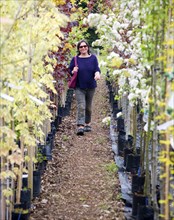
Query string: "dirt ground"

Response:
xmin=30 ymin=77 xmax=125 ymax=220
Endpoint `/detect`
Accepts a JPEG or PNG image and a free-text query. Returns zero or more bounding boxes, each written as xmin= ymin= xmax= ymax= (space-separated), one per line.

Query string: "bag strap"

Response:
xmin=74 ymin=56 xmax=77 ymax=67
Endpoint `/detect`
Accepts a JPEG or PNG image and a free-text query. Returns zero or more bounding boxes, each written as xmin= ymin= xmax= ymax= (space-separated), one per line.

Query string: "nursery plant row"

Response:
xmin=0 ymin=89 xmax=74 ymax=220
xmin=106 ymin=79 xmax=174 ymax=220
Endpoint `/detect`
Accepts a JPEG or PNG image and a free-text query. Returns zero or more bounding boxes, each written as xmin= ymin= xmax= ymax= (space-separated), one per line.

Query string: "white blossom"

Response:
xmin=118 ymin=76 xmax=126 ymax=87
xmin=102 ymin=116 xmax=111 ymax=126
xmin=113 ymin=70 xmax=121 ymax=76
xmin=118 ymin=44 xmax=125 ymax=51
xmin=132 ymin=10 xmax=139 ymax=19
xmin=129 ymin=78 xmax=139 ymax=88
xmin=128 ymin=92 xmax=139 ymax=102
xmin=113 ymin=21 xmax=121 ymax=30
xmin=107 ymin=51 xmax=120 ymax=59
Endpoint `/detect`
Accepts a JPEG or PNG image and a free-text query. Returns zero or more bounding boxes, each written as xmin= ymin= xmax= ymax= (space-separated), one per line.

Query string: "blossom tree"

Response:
xmin=83 ymin=0 xmax=173 ymax=218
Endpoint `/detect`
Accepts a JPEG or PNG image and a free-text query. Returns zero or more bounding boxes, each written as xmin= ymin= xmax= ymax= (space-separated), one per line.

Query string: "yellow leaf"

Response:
xmin=165 ymin=67 xmax=174 ymax=74
xmin=0 ymin=147 xmax=10 ymax=157
xmin=12 ymin=167 xmax=20 ymax=175
xmin=6 ymin=199 xmax=11 ymax=205
xmin=128 ymin=58 xmax=137 ymax=65
xmin=8 ymin=153 xmax=24 ymax=165
xmin=157 ymin=101 xmax=166 ymax=107
xmin=63 ymin=43 xmax=73 ymax=51
xmin=109 ymin=57 xmax=123 ymax=68
xmin=159 ymin=214 xmax=166 ymax=218
xmin=52 ymin=0 xmax=66 ymax=5
xmin=156 ymin=56 xmax=166 ymax=61
xmin=160 ymin=173 xmax=167 ymax=178
xmin=148 ymin=98 xmax=154 ymax=104
xmin=159 ymin=158 xmax=167 ymax=163
xmin=22 ymin=168 xmax=28 ymax=174
xmin=170 ymin=184 xmax=174 ymax=189
xmin=155 ymin=114 xmax=166 ymax=120
xmin=32 ymin=157 xmax=37 ymax=163
xmin=25 ymin=155 xmax=31 ymax=162
xmin=164 ymin=40 xmax=174 ymax=45
xmin=123 ymin=70 xmax=131 ymax=77
xmin=169 ymin=22 xmax=174 ymax=28
xmin=159 ymin=140 xmax=171 ymax=145
xmin=0 ymin=171 xmax=16 ymax=180
xmin=159 ymin=200 xmax=167 ymax=204
xmin=70 ymin=0 xmax=76 ymax=5
xmin=171 ymin=81 xmax=174 ymax=90
xmin=3 ymin=188 xmax=13 ymax=197
xmin=168 ymin=194 xmax=173 ymax=200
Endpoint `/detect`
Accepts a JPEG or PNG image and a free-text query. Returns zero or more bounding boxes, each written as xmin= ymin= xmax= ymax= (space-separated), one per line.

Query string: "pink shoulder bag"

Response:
xmin=68 ymin=56 xmax=78 ymax=89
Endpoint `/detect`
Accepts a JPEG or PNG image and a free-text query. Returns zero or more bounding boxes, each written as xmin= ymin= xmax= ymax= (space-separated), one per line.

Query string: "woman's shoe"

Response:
xmin=77 ymin=127 xmax=84 ymax=135
xmin=84 ymin=125 xmax=92 ymax=132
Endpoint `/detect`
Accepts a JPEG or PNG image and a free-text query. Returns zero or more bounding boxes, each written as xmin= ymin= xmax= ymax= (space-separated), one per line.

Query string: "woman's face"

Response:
xmin=79 ymin=42 xmax=88 ymax=54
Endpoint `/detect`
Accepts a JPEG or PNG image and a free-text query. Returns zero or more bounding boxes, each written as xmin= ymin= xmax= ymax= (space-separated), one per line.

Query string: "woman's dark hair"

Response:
xmin=77 ymin=40 xmax=90 ymax=55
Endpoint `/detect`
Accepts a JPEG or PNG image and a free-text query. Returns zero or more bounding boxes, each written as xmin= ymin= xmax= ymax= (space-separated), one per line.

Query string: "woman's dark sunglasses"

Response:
xmin=79 ymin=45 xmax=87 ymax=48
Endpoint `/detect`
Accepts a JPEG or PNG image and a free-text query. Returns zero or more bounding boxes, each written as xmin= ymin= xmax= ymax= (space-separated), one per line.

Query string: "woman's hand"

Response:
xmin=72 ymin=66 xmax=78 ymax=74
xmin=94 ymin=71 xmax=100 ymax=80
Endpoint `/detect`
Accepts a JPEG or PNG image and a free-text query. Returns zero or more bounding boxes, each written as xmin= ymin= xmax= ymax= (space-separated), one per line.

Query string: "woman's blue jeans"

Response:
xmin=75 ymin=88 xmax=95 ymax=126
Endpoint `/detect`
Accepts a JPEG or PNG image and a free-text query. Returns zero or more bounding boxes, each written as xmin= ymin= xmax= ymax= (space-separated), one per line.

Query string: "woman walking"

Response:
xmin=69 ymin=40 xmax=101 ymax=135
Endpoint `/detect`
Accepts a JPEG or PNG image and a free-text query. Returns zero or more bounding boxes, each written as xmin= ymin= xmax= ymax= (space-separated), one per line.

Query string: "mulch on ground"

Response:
xmin=30 ymin=77 xmax=125 ymax=220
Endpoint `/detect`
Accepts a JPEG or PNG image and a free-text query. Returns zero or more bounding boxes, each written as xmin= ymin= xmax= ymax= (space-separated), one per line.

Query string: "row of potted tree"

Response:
xmin=87 ymin=0 xmax=173 ymax=219
xmin=0 ymin=0 xmax=76 ymax=219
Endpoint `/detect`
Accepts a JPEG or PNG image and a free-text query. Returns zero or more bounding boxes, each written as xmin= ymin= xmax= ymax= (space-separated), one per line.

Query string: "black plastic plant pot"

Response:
xmin=58 ymin=106 xmax=63 ymax=117
xmin=22 ymin=174 xmax=28 ymax=188
xmin=14 ymin=189 xmax=31 ymax=209
xmin=118 ymin=130 xmax=126 ymax=136
xmin=136 ymin=147 xmax=141 ymax=155
xmin=59 ymin=102 xmax=70 ymax=117
xmin=123 ymin=148 xmax=133 ymax=166
xmin=20 ymin=188 xmax=31 ymax=209
xmin=37 ymin=160 xmax=47 ymax=175
xmin=45 ymin=143 xmax=52 ymax=161
xmin=12 ymin=212 xmax=30 ymax=220
xmin=107 ymin=84 xmax=112 ymax=93
xmin=128 ymin=135 xmax=133 ymax=148
xmin=54 ymin=115 xmax=62 ymax=128
xmin=113 ymin=100 xmax=118 ymax=110
xmin=156 ymin=185 xmax=160 ymax=208
xmin=132 ymin=194 xmax=147 ymax=216
xmin=57 ymin=115 xmax=62 ymax=125
xmin=109 ymin=91 xmax=114 ymax=104
xmin=14 ymin=188 xmax=31 ymax=209
xmin=54 ymin=116 xmax=59 ymax=128
xmin=113 ymin=108 xmax=121 ymax=120
xmin=117 ymin=117 xmax=124 ymax=132
xmin=12 ymin=204 xmax=30 ymax=220
xmin=136 ymin=205 xmax=154 ymax=220
xmin=132 ymin=175 xmax=145 ymax=193
xmin=117 ymin=131 xmax=126 ymax=156
xmin=14 ymin=196 xmax=29 ymax=210
xmin=33 ymin=170 xmax=41 ymax=198
xmin=126 ymin=154 xmax=140 ymax=173
xmin=51 ymin=122 xmax=56 ymax=135
xmin=46 ymin=132 xmax=54 ymax=149
xmin=42 ymin=144 xmax=52 ymax=161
